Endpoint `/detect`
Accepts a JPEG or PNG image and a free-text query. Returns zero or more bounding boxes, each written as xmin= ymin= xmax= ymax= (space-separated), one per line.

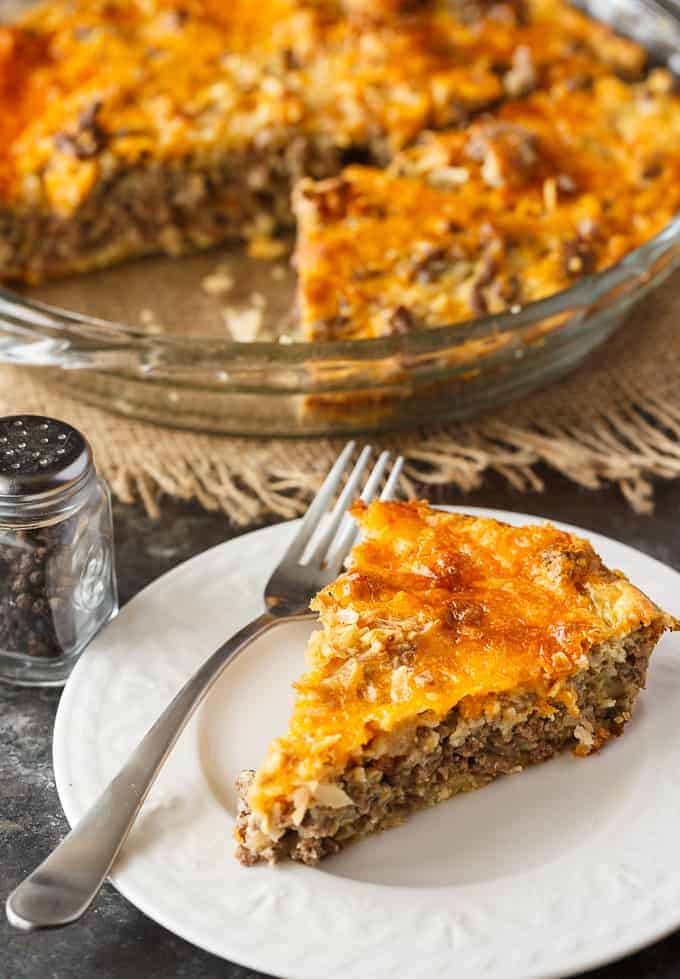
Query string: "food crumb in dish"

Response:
xmin=247 ymin=235 xmax=288 ymax=260
xmin=201 ymin=265 xmax=235 ymax=297
xmin=250 ymin=292 xmax=267 ymax=309
xmin=138 ymin=307 xmax=164 ymax=334
xmin=222 ymin=306 xmax=264 ymax=342
xmin=271 ymin=264 xmax=287 ymax=281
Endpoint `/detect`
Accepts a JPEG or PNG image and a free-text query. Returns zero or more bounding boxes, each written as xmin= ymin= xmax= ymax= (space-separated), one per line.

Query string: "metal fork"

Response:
xmin=6 ymin=443 xmax=403 ymax=932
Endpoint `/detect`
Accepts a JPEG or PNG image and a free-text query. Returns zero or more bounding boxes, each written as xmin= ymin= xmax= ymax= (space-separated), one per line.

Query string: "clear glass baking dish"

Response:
xmin=0 ymin=0 xmax=678 ymax=436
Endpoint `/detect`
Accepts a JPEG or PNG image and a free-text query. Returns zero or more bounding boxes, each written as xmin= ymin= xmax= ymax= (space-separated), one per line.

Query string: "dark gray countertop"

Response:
xmin=3 ymin=471 xmax=680 ymax=979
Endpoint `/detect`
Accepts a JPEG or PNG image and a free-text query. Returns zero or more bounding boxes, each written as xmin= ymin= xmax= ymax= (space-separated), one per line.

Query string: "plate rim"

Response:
xmin=52 ymin=506 xmax=680 ymax=979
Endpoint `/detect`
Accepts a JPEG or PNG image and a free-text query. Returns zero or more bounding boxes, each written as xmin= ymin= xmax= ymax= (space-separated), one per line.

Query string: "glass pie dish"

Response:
xmin=0 ymin=0 xmax=678 ymax=437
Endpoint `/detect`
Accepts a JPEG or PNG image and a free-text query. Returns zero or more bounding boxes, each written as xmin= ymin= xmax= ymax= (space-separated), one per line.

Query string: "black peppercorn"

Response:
xmin=0 ymin=415 xmax=117 ymax=683
xmin=0 ymin=530 xmax=64 ymax=657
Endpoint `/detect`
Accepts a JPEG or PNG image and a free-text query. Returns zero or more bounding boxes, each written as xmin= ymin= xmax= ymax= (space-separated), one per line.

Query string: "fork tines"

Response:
xmin=285 ymin=442 xmax=404 ymax=577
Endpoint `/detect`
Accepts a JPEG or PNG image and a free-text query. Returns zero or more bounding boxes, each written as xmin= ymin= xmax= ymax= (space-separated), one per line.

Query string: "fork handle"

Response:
xmin=6 ymin=611 xmax=279 ymax=932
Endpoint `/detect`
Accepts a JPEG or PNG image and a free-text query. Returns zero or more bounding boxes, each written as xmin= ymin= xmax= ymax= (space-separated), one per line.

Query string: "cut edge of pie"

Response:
xmin=234 ymin=500 xmax=677 ymax=866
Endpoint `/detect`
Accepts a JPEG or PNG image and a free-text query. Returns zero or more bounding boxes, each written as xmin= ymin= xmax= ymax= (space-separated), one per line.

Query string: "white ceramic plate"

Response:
xmin=53 ymin=507 xmax=680 ymax=979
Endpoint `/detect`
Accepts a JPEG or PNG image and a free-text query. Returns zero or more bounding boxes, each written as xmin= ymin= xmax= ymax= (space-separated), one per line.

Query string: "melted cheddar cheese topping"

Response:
xmin=0 ymin=0 xmax=658 ymax=214
xmin=248 ymin=500 xmax=666 ymax=818
xmin=295 ymin=73 xmax=680 ymax=339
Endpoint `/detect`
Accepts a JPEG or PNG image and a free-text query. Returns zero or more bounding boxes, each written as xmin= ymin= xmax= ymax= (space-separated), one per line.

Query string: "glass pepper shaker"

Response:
xmin=0 ymin=415 xmax=118 ymax=686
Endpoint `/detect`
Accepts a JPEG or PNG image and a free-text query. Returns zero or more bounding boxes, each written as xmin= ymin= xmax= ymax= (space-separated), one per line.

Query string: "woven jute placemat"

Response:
xmin=1 ymin=274 xmax=678 ymax=523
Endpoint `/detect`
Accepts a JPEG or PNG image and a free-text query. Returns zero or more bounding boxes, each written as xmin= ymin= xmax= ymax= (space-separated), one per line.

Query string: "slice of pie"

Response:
xmin=235 ymin=500 xmax=677 ymax=865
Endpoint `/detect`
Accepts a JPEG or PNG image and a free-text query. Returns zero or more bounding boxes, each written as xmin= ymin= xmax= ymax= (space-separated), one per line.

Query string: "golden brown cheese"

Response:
xmin=295 ymin=72 xmax=680 ymax=340
xmin=247 ymin=500 xmax=669 ymax=819
xmin=0 ymin=0 xmax=318 ymax=207
xmin=0 ymin=0 xmax=654 ymax=215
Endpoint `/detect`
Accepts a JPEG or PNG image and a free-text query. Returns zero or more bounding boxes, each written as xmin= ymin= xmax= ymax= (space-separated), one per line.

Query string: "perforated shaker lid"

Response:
xmin=0 ymin=416 xmax=93 ymax=499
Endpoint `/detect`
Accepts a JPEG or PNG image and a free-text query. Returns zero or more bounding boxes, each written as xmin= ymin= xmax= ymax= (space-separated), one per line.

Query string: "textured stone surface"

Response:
xmin=3 ymin=473 xmax=680 ymax=979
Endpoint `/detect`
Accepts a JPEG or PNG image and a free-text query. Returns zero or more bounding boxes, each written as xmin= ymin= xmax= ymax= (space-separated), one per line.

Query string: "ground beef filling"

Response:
xmin=0 ymin=137 xmax=342 ymax=282
xmin=235 ymin=628 xmax=655 ymax=866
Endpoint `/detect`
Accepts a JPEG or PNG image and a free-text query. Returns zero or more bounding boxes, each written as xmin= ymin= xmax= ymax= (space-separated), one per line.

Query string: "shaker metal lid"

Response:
xmin=0 ymin=415 xmax=93 ymax=498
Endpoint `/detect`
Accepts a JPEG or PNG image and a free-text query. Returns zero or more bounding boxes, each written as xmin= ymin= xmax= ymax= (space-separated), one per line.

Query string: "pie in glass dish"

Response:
xmin=235 ymin=500 xmax=677 ymax=865
xmin=1 ymin=0 xmax=678 ymax=317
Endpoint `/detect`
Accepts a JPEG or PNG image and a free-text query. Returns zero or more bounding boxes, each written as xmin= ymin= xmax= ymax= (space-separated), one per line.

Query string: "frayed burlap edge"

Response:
xmin=1 ymin=274 xmax=678 ymax=523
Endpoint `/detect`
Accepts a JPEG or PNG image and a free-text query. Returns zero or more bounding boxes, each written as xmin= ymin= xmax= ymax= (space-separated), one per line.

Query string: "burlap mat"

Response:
xmin=1 ymin=273 xmax=678 ymax=522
